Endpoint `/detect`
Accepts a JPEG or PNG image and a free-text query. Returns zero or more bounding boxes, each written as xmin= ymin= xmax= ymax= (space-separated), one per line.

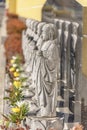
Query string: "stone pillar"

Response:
xmin=61 ymin=21 xmax=71 ymax=108
xmin=74 ymin=101 xmax=81 ymax=122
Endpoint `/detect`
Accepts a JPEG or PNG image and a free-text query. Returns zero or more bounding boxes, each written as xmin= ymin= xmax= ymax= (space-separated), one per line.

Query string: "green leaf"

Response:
xmin=3 ymin=97 xmax=10 ymax=100
xmin=1 ymin=114 xmax=9 ymax=121
xmin=6 ymin=121 xmax=10 ymax=128
xmin=5 ymin=89 xmax=12 ymax=93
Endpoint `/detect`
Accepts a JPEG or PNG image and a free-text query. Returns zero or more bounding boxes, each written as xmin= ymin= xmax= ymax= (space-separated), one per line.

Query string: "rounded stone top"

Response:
xmin=71 ymin=22 xmax=82 ymax=36
xmin=33 ymin=21 xmax=39 ymax=33
xmin=37 ymin=22 xmax=46 ymax=36
xmin=26 ymin=19 xmax=34 ymax=28
xmin=54 ymin=19 xmax=64 ymax=29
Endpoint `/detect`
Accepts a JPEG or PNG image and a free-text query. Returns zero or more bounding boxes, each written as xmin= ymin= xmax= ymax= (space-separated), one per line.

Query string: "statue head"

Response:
xmin=64 ymin=20 xmax=71 ymax=32
xmin=33 ymin=21 xmax=39 ymax=33
xmin=30 ymin=20 xmax=35 ymax=31
xmin=26 ymin=19 xmax=34 ymax=28
xmin=41 ymin=23 xmax=57 ymax=41
xmin=33 ymin=21 xmax=40 ymax=41
xmin=37 ymin=22 xmax=46 ymax=37
xmin=58 ymin=19 xmax=64 ymax=29
xmin=29 ymin=20 xmax=36 ymax=37
xmin=72 ymin=22 xmax=79 ymax=35
xmin=36 ymin=22 xmax=46 ymax=49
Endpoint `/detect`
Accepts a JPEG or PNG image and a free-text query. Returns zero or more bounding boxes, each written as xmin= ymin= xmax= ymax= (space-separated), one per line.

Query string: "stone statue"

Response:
xmin=22 ymin=20 xmax=40 ymax=102
xmin=26 ymin=19 xmax=34 ymax=43
xmin=25 ymin=21 xmax=39 ymax=74
xmin=30 ymin=22 xmax=46 ymax=92
xmin=22 ymin=30 xmax=27 ymax=58
xmin=34 ymin=23 xmax=59 ymax=117
xmin=26 ymin=18 xmax=34 ymax=28
xmin=22 ymin=20 xmax=63 ymax=129
xmin=33 ymin=21 xmax=40 ymax=42
xmin=22 ymin=20 xmax=38 ymax=88
xmin=70 ymin=22 xmax=82 ymax=99
xmin=23 ymin=22 xmax=47 ymax=113
xmin=23 ymin=19 xmax=59 ymax=117
xmin=22 ymin=19 xmax=32 ymax=60
xmin=24 ymin=20 xmax=37 ymax=71
xmin=22 ymin=19 xmax=34 ymax=64
xmin=61 ymin=21 xmax=71 ymax=84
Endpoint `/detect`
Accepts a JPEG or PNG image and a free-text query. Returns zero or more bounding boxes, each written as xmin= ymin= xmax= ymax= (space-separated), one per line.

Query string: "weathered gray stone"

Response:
xmin=26 ymin=116 xmax=63 ymax=130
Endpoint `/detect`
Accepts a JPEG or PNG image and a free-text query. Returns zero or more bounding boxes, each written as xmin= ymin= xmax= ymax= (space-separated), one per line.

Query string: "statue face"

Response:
xmin=41 ymin=32 xmax=49 ymax=41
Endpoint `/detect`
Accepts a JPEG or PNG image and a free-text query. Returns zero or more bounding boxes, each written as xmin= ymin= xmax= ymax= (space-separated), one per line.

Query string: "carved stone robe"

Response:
xmin=34 ymin=39 xmax=59 ymax=116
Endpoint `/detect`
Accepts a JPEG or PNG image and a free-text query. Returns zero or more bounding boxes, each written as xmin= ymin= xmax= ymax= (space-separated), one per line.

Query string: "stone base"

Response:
xmin=74 ymin=101 xmax=81 ymax=122
xmin=26 ymin=116 xmax=64 ymax=130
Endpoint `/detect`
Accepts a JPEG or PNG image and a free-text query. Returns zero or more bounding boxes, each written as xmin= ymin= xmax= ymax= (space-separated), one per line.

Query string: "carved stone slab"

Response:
xmin=26 ymin=116 xmax=64 ymax=130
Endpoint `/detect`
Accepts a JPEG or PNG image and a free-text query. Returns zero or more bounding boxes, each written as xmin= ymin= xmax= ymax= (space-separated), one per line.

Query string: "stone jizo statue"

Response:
xmin=23 ymin=20 xmax=59 ymax=117
xmin=34 ymin=23 xmax=59 ymax=117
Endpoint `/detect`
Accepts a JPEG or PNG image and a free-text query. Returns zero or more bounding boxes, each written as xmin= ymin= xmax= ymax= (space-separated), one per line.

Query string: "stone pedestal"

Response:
xmin=26 ymin=116 xmax=64 ymax=130
xmin=74 ymin=101 xmax=81 ymax=122
xmin=64 ymin=89 xmax=69 ymax=108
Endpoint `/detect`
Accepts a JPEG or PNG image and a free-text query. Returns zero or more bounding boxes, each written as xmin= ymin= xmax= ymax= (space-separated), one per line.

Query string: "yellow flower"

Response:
xmin=13 ymin=72 xmax=20 ymax=77
xmin=13 ymin=81 xmax=22 ymax=88
xmin=15 ymin=92 xmax=18 ymax=96
xmin=10 ymin=59 xmax=15 ymax=64
xmin=12 ymin=107 xmax=20 ymax=113
xmin=9 ymin=67 xmax=15 ymax=72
